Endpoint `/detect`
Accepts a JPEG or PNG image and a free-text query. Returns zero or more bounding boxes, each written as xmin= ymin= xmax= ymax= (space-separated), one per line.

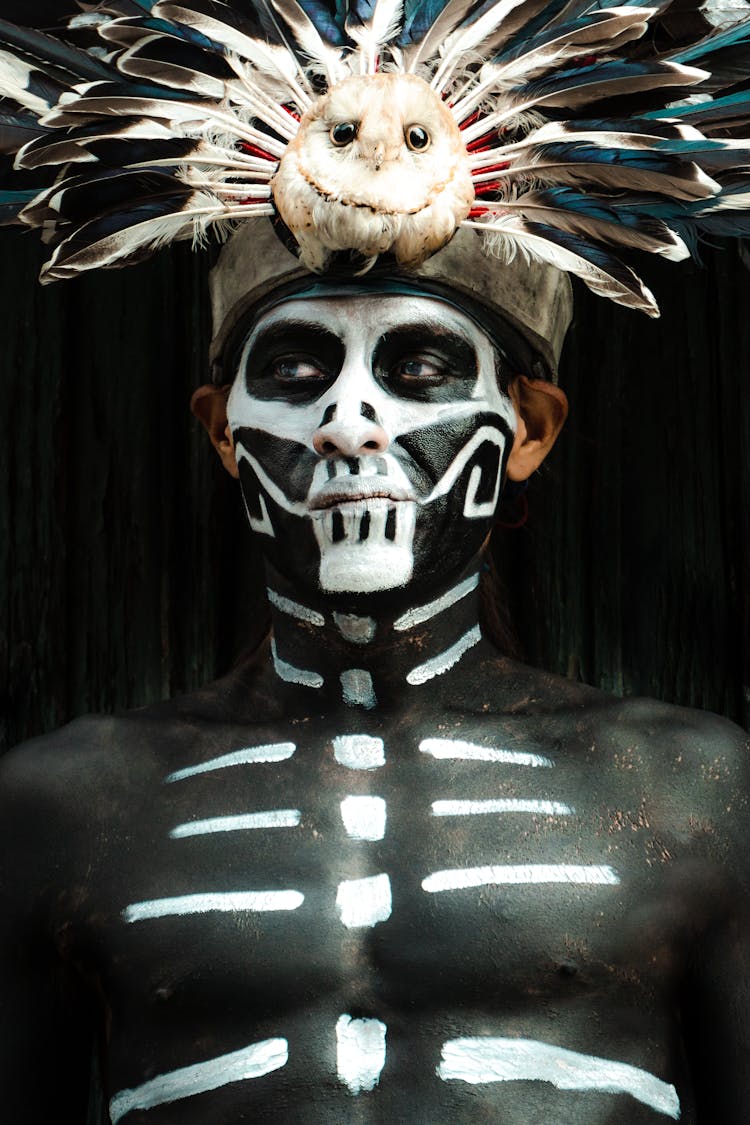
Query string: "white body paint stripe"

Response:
xmin=341 ymin=668 xmax=377 ymax=709
xmin=422 ymin=865 xmax=620 ymax=893
xmin=420 ymin=739 xmax=552 ymax=768
xmin=272 ymin=639 xmax=324 ymax=688
xmin=124 ymin=891 xmax=304 ymax=922
xmin=393 ymin=573 xmax=479 ymax=631
xmin=109 ymin=1038 xmax=288 ymax=1124
xmin=407 ymin=625 xmax=481 ymax=686
xmin=170 ymin=810 xmax=301 ymax=838
xmin=166 ymin=743 xmax=295 ymax=783
xmin=267 ymin=587 xmax=325 ymax=626
xmin=340 ymin=796 xmax=387 ymax=840
xmin=333 ymin=734 xmax=385 ymax=770
xmin=432 ymin=799 xmax=572 ymax=817
xmin=438 ymin=1038 xmax=680 ymax=1119
xmin=423 ymin=426 xmax=508 ymax=505
xmin=336 ymin=874 xmax=392 ymax=928
xmin=336 ymin=1015 xmax=387 ymax=1094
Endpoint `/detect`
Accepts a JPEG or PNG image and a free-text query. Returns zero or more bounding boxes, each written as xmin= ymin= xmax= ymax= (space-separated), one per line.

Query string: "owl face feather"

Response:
xmin=271 ymin=73 xmax=474 ymax=271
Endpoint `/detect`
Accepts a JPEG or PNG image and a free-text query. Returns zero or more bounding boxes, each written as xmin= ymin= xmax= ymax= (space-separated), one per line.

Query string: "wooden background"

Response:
xmin=1 ymin=229 xmax=748 ymax=753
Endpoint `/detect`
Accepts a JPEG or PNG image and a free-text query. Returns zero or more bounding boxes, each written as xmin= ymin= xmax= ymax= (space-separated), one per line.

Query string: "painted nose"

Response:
xmin=312 ymin=402 xmax=389 ymax=457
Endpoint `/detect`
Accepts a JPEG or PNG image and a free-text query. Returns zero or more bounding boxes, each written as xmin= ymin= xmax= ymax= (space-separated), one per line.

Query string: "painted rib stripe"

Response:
xmin=422 ymin=864 xmax=620 ymax=893
xmin=407 ymin=625 xmax=482 ymax=685
xmin=165 ymin=743 xmax=295 ymax=784
xmin=266 ymin=587 xmax=324 ymax=626
xmin=333 ymin=734 xmax=385 ymax=770
xmin=420 ymin=738 xmax=552 ymax=767
xmin=438 ymin=1037 xmax=679 ymax=1119
xmin=124 ymin=891 xmax=304 ymax=923
xmin=170 ymin=810 xmax=301 ymax=838
xmin=394 ymin=572 xmax=479 ymax=631
xmin=109 ymin=1038 xmax=288 ymax=1124
xmin=432 ymin=799 xmax=572 ymax=817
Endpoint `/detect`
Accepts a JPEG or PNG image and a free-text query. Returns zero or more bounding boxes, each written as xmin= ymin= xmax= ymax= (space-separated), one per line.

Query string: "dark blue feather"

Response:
xmin=295 ymin=0 xmax=347 ymax=45
xmin=0 ymin=19 xmax=116 ymax=84
xmin=0 ymin=186 xmax=38 ymax=225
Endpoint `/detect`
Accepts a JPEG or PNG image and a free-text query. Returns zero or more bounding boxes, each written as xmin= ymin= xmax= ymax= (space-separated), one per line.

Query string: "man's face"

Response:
xmin=227 ymin=294 xmax=517 ymax=606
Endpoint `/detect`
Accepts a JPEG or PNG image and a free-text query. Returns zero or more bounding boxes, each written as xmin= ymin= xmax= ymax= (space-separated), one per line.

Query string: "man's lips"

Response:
xmin=308 ymin=476 xmax=416 ymax=511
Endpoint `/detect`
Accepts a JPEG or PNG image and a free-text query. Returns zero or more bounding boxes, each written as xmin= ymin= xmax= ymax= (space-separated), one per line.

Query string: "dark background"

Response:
xmin=1 ymin=228 xmax=748 ymax=753
xmin=0 ymin=1 xmax=748 ymax=749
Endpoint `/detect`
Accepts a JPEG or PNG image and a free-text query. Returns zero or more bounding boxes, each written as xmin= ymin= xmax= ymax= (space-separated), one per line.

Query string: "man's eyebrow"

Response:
xmin=244 ymin=319 xmax=342 ymax=351
xmin=375 ymin=320 xmax=477 ymax=347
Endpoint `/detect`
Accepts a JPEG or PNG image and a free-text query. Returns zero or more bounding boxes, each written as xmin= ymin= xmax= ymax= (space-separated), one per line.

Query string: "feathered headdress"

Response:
xmin=2 ymin=0 xmax=750 ymax=317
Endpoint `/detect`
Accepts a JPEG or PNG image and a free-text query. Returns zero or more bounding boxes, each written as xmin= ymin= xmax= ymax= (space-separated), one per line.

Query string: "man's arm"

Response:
xmin=0 ymin=735 xmax=97 ymax=1123
xmin=676 ymin=713 xmax=750 ymax=1123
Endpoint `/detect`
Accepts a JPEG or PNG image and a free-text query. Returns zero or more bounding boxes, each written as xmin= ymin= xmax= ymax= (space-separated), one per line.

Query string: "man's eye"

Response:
xmin=271 ymin=357 xmax=329 ymax=382
xmin=391 ymin=357 xmax=446 ymax=384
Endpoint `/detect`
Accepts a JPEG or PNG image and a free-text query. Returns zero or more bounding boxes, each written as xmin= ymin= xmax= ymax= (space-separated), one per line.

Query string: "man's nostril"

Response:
xmin=323 ymin=441 xmax=337 ymax=454
xmin=364 ymin=440 xmax=380 ymax=450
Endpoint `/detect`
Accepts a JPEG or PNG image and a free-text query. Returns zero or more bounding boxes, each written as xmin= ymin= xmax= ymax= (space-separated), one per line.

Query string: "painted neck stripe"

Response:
xmin=333 ymin=734 xmax=385 ymax=770
xmin=406 ymin=624 xmax=481 ymax=686
xmin=336 ymin=1015 xmax=387 ymax=1095
xmin=341 ymin=668 xmax=377 ymax=708
xmin=336 ymin=873 xmax=392 ymax=928
xmin=422 ymin=864 xmax=620 ymax=893
xmin=166 ymin=743 xmax=295 ymax=784
xmin=123 ymin=890 xmax=304 ymax=923
xmin=420 ymin=739 xmax=552 ymax=767
xmin=109 ymin=1038 xmax=288 ymax=1124
xmin=393 ymin=572 xmax=480 ymax=631
xmin=267 ymin=587 xmax=325 ymax=626
xmin=272 ymin=638 xmax=324 ymax=688
xmin=432 ymin=799 xmax=572 ymax=817
xmin=438 ymin=1038 xmax=680 ymax=1119
xmin=170 ymin=810 xmax=301 ymax=838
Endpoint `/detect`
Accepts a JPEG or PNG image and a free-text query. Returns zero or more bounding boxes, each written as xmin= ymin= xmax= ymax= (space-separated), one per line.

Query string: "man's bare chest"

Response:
xmin=78 ymin=710 xmax=684 ymax=1016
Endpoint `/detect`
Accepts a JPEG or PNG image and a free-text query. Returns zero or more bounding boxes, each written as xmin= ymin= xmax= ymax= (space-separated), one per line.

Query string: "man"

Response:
xmin=0 ymin=212 xmax=748 ymax=1122
xmin=0 ymin=1 xmax=749 ymax=1122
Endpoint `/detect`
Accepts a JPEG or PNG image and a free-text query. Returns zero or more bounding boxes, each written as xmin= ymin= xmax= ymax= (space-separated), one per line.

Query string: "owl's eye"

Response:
xmin=330 ymin=121 xmax=358 ymax=146
xmin=405 ymin=125 xmax=430 ymax=151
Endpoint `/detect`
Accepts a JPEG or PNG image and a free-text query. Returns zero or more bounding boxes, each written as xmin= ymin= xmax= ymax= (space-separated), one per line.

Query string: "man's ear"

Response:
xmin=506 ymin=374 xmax=568 ymax=482
xmin=191 ymin=384 xmax=239 ymax=479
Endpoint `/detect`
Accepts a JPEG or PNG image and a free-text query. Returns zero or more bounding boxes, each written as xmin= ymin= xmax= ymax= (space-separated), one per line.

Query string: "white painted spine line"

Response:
xmin=336 ymin=874 xmax=392 ymax=928
xmin=267 ymin=587 xmax=325 ymax=626
xmin=420 ymin=738 xmax=552 ymax=767
xmin=336 ymin=1015 xmax=387 ymax=1094
xmin=341 ymin=668 xmax=377 ymax=709
xmin=407 ymin=625 xmax=482 ymax=685
xmin=109 ymin=1038 xmax=288 ymax=1124
xmin=165 ymin=742 xmax=295 ymax=784
xmin=170 ymin=810 xmax=302 ymax=838
xmin=272 ymin=639 xmax=324 ymax=688
xmin=432 ymin=799 xmax=572 ymax=817
xmin=124 ymin=890 xmax=304 ymax=922
xmin=333 ymin=734 xmax=385 ymax=771
xmin=438 ymin=1037 xmax=679 ymax=1119
xmin=340 ymin=796 xmax=387 ymax=840
xmin=393 ymin=572 xmax=479 ymax=631
xmin=422 ymin=865 xmax=620 ymax=893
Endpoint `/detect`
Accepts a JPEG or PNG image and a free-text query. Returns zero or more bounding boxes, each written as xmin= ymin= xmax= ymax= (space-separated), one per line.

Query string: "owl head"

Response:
xmin=271 ymin=73 xmax=475 ymax=272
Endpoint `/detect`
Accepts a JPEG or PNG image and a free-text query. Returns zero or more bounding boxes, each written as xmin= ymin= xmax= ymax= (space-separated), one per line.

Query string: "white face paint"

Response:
xmin=227 ymin=294 xmax=517 ymax=603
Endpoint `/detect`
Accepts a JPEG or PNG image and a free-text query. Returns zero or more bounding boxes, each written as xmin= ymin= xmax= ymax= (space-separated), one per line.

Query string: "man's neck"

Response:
xmin=265 ymin=563 xmax=484 ymax=712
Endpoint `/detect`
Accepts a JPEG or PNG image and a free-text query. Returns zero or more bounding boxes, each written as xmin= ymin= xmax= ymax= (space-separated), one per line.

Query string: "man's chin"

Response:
xmin=318 ymin=541 xmax=413 ymax=594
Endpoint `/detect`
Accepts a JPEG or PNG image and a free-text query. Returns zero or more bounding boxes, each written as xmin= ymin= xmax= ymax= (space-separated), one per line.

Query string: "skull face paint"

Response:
xmin=227 ymin=295 xmax=517 ymax=605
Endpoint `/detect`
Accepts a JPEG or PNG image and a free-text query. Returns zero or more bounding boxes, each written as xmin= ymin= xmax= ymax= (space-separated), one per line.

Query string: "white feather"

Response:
xmin=347 ymin=0 xmax=405 ymax=74
xmin=431 ymin=0 xmax=528 ymax=91
xmin=466 ymin=212 xmax=660 ymax=314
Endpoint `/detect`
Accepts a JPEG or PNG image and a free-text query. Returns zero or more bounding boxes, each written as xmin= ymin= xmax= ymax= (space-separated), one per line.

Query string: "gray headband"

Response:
xmin=209 ymin=223 xmax=573 ymax=383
